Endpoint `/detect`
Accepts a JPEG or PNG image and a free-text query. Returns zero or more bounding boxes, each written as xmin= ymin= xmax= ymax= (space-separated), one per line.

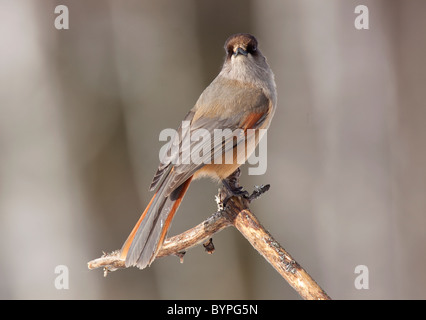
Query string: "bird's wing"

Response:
xmin=149 ymin=84 xmax=272 ymax=195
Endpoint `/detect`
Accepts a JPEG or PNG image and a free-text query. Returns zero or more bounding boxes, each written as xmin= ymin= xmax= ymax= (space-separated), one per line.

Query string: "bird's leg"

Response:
xmin=221 ymin=168 xmax=250 ymax=207
xmin=221 ymin=179 xmax=250 ymax=198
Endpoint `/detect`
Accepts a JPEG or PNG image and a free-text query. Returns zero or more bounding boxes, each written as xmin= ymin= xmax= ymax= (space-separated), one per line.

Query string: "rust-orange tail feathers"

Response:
xmin=120 ymin=175 xmax=193 ymax=269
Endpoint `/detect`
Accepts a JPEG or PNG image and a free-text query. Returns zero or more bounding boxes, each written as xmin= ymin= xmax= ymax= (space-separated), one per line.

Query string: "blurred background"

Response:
xmin=0 ymin=0 xmax=425 ymax=299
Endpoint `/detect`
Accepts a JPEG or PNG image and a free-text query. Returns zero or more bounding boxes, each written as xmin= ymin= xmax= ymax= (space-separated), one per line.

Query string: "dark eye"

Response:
xmin=227 ymin=45 xmax=234 ymax=56
xmin=247 ymin=44 xmax=257 ymax=54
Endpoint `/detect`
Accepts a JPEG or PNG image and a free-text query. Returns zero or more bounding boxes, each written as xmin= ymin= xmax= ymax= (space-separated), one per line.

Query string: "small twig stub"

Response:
xmin=203 ymin=238 xmax=215 ymax=254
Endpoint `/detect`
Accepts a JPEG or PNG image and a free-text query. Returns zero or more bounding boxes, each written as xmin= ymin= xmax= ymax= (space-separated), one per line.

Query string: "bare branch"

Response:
xmin=87 ymin=208 xmax=232 ymax=274
xmin=87 ymin=178 xmax=331 ymax=300
xmin=224 ymin=195 xmax=331 ymax=300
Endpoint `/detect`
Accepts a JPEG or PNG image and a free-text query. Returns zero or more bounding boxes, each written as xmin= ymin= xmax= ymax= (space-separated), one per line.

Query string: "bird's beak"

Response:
xmin=233 ymin=46 xmax=248 ymax=57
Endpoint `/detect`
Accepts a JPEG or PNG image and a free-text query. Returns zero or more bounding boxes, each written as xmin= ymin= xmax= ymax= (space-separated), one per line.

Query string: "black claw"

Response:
xmin=222 ymin=194 xmax=232 ymax=208
xmin=230 ymin=186 xmax=250 ymax=198
xmin=221 ymin=175 xmax=250 ymax=206
xmin=220 ymin=168 xmax=270 ymax=207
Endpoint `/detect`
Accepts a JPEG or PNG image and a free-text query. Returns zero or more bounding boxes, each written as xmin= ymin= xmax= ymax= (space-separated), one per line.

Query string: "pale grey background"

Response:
xmin=0 ymin=0 xmax=425 ymax=299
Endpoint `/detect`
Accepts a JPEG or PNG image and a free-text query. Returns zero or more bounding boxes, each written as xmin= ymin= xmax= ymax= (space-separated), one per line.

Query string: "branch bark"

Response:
xmin=88 ymin=183 xmax=331 ymax=300
xmin=225 ymin=195 xmax=331 ymax=300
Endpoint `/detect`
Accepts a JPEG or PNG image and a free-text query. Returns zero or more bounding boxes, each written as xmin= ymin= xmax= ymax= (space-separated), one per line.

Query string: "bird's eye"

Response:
xmin=248 ymin=45 xmax=257 ymax=54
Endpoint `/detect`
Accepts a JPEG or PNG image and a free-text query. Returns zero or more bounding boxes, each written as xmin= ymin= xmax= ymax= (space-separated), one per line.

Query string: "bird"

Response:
xmin=120 ymin=33 xmax=277 ymax=269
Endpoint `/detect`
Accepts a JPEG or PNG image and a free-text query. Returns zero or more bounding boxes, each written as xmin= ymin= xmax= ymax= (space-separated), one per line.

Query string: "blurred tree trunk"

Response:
xmin=393 ymin=1 xmax=426 ymax=299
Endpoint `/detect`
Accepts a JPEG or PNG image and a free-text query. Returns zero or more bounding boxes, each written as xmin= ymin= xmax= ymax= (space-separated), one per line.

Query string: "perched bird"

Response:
xmin=120 ymin=33 xmax=277 ymax=269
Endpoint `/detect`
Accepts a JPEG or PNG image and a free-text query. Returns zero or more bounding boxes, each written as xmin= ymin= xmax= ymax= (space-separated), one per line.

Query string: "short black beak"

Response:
xmin=233 ymin=47 xmax=248 ymax=57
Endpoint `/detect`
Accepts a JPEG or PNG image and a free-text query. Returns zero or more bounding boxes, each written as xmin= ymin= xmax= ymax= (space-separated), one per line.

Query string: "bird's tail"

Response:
xmin=120 ymin=175 xmax=193 ymax=269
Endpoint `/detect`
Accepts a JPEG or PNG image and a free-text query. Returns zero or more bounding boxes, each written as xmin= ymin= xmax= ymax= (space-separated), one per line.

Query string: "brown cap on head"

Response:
xmin=224 ymin=33 xmax=258 ymax=57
